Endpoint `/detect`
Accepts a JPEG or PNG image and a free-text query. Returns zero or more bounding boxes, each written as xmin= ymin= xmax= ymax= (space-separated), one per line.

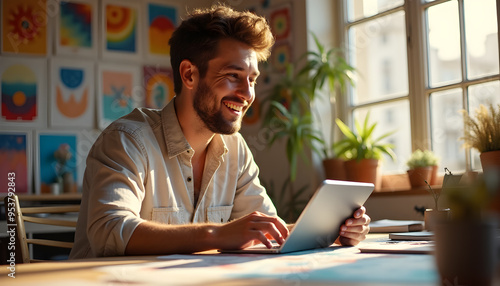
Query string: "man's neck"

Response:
xmin=174 ymin=96 xmax=215 ymax=155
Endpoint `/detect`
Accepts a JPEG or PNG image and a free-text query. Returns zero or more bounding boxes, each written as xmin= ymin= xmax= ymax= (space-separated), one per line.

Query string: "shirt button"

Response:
xmin=187 ymin=177 xmax=192 ymax=182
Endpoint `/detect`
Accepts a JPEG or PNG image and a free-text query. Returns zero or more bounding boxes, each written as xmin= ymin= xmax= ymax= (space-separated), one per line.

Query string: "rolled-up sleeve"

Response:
xmin=84 ymin=128 xmax=148 ymax=257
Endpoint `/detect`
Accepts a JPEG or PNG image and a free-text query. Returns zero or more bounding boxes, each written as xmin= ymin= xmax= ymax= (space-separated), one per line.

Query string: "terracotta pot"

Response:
xmin=407 ymin=166 xmax=433 ymax=188
xmin=424 ymin=208 xmax=450 ymax=231
xmin=344 ymin=159 xmax=380 ymax=189
xmin=480 ymin=150 xmax=500 ymax=173
xmin=322 ymin=158 xmax=346 ymax=180
xmin=429 ymin=165 xmax=439 ymax=185
xmin=434 ymin=218 xmax=498 ymax=286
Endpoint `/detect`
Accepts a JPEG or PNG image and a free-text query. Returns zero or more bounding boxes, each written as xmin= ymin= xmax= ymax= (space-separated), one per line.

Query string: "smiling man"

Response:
xmin=70 ymin=4 xmax=370 ymax=259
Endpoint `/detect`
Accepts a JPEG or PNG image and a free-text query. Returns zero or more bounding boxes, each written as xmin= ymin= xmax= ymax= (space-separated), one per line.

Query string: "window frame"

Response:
xmin=336 ymin=0 xmax=500 ymax=176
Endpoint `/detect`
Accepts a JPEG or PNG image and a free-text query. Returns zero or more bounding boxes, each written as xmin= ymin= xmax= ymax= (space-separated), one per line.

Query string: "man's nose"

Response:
xmin=236 ymin=79 xmax=254 ymax=101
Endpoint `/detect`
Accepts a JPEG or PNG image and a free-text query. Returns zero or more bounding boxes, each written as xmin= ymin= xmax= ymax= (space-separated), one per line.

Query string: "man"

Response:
xmin=70 ymin=4 xmax=370 ymax=259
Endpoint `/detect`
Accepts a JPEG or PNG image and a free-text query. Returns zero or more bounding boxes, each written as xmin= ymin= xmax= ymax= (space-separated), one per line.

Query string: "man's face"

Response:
xmin=193 ymin=38 xmax=259 ymax=135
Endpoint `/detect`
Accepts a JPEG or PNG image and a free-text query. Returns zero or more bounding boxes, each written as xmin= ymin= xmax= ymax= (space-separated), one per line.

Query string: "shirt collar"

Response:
xmin=162 ymin=98 xmax=228 ymax=159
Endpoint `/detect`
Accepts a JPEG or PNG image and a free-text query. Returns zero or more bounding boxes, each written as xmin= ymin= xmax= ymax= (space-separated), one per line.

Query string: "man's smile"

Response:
xmin=223 ymin=101 xmax=245 ymax=113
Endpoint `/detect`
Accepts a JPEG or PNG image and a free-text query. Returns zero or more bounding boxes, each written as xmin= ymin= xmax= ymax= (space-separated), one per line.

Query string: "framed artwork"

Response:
xmin=270 ymin=42 xmax=292 ymax=73
xmin=268 ymin=2 xmax=293 ymax=74
xmin=55 ymin=0 xmax=98 ymax=57
xmin=35 ymin=130 xmax=81 ymax=195
xmin=143 ymin=65 xmax=174 ymax=109
xmin=50 ymin=59 xmax=95 ymax=128
xmin=1 ymin=0 xmax=48 ymax=55
xmin=101 ymin=0 xmax=142 ymax=61
xmin=0 ymin=56 xmax=47 ymax=128
xmin=144 ymin=0 xmax=180 ymax=62
xmin=269 ymin=3 xmax=292 ymax=42
xmin=97 ymin=63 xmax=141 ymax=130
xmin=0 ymin=130 xmax=32 ymax=195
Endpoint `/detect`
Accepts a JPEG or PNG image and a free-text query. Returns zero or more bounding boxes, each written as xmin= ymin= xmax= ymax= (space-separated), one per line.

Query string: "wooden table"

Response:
xmin=0 ymin=234 xmax=446 ymax=286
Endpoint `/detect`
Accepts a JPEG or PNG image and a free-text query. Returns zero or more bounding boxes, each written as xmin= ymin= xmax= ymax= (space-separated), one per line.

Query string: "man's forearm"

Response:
xmin=124 ymin=221 xmax=219 ymax=255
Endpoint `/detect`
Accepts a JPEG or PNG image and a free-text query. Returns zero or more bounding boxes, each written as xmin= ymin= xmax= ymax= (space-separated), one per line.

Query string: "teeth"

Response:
xmin=224 ymin=102 xmax=243 ymax=112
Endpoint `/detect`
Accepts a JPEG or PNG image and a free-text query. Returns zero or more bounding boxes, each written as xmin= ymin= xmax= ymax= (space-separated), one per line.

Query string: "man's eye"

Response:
xmin=228 ymin=73 xmax=238 ymax=79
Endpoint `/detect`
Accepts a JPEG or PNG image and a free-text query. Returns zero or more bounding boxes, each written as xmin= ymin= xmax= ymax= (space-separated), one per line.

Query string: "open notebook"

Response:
xmin=220 ymin=180 xmax=374 ymax=254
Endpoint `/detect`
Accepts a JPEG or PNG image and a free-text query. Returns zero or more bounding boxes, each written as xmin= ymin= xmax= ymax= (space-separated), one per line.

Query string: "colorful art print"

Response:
xmin=1 ymin=0 xmax=48 ymax=55
xmin=269 ymin=3 xmax=292 ymax=42
xmin=98 ymin=63 xmax=141 ymax=130
xmin=143 ymin=65 xmax=174 ymax=109
xmin=271 ymin=42 xmax=292 ymax=73
xmin=55 ymin=0 xmax=98 ymax=57
xmin=243 ymin=96 xmax=260 ymax=125
xmin=50 ymin=59 xmax=95 ymax=128
xmin=35 ymin=131 xmax=80 ymax=194
xmin=101 ymin=0 xmax=142 ymax=60
xmin=145 ymin=0 xmax=179 ymax=59
xmin=0 ymin=57 xmax=47 ymax=127
xmin=0 ymin=130 xmax=32 ymax=195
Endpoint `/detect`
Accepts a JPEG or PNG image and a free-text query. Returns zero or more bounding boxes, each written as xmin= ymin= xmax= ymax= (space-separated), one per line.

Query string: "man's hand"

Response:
xmin=337 ymin=206 xmax=371 ymax=246
xmin=214 ymin=211 xmax=289 ymax=250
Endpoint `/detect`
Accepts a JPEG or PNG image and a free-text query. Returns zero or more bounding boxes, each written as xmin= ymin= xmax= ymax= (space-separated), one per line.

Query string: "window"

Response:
xmin=341 ymin=0 xmax=499 ymax=174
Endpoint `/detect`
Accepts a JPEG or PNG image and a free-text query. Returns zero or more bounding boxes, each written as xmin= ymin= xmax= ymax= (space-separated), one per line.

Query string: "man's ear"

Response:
xmin=179 ymin=60 xmax=198 ymax=91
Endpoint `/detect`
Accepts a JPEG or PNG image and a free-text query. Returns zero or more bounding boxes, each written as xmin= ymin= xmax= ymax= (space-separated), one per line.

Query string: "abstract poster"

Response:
xmin=243 ymin=97 xmax=260 ymax=125
xmin=1 ymin=0 xmax=48 ymax=55
xmin=0 ymin=130 xmax=32 ymax=195
xmin=50 ymin=59 xmax=95 ymax=128
xmin=268 ymin=3 xmax=293 ymax=74
xmin=98 ymin=63 xmax=141 ymax=130
xmin=145 ymin=0 xmax=179 ymax=60
xmin=271 ymin=42 xmax=292 ymax=73
xmin=35 ymin=131 xmax=79 ymax=194
xmin=143 ymin=65 xmax=174 ymax=109
xmin=56 ymin=0 xmax=98 ymax=57
xmin=101 ymin=0 xmax=142 ymax=60
xmin=0 ymin=57 xmax=47 ymax=127
xmin=269 ymin=4 xmax=291 ymax=41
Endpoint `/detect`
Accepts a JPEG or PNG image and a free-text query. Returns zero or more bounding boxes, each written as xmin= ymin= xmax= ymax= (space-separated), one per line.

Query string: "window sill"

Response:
xmin=371 ymin=173 xmax=442 ymax=197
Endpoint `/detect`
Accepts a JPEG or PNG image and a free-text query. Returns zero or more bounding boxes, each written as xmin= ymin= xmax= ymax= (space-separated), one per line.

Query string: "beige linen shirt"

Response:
xmin=70 ymin=99 xmax=277 ymax=259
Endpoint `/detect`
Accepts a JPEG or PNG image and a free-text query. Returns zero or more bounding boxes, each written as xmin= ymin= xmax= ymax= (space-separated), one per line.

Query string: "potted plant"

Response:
xmin=422 ymin=168 xmax=457 ymax=231
xmin=406 ymin=149 xmax=439 ymax=188
xmin=461 ymin=103 xmax=500 ymax=173
xmin=261 ymin=64 xmax=323 ymax=182
xmin=434 ymin=172 xmax=499 ymax=285
xmin=298 ymin=33 xmax=356 ymax=180
xmin=334 ymin=112 xmax=396 ymax=189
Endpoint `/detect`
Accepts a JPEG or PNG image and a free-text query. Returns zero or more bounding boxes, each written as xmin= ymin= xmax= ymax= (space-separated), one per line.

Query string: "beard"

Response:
xmin=193 ymin=80 xmax=245 ymax=135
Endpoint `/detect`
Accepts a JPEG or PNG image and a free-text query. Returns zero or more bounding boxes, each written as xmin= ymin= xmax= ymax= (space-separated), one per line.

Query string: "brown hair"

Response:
xmin=169 ymin=4 xmax=274 ymax=95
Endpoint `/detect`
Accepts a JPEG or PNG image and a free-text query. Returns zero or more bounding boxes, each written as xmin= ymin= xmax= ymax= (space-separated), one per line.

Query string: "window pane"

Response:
xmin=353 ymin=100 xmax=411 ymax=173
xmin=467 ymin=81 xmax=500 ymax=170
xmin=430 ymin=88 xmax=466 ymax=172
xmin=348 ymin=11 xmax=408 ymax=105
xmin=464 ymin=0 xmax=499 ymax=79
xmin=427 ymin=1 xmax=462 ymax=87
xmin=346 ymin=0 xmax=404 ymax=22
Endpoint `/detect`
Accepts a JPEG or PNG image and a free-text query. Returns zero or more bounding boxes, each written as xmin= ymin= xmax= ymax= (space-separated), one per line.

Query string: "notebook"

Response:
xmin=220 ymin=179 xmax=374 ymax=254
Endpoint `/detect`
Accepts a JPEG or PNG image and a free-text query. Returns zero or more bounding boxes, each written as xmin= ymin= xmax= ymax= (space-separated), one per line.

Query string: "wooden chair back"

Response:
xmin=3 ymin=194 xmax=80 ymax=263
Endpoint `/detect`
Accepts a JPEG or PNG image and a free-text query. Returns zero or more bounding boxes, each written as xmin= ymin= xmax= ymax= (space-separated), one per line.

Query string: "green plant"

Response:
xmin=261 ymin=64 xmax=323 ymax=182
xmin=460 ymin=103 xmax=500 ymax=153
xmin=299 ymin=32 xmax=356 ymax=159
xmin=406 ymin=149 xmax=439 ymax=170
xmin=334 ymin=112 xmax=397 ymax=162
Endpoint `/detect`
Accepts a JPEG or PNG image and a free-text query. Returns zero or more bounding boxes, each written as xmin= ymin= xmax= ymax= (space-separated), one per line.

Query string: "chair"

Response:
xmin=4 ymin=194 xmax=80 ymax=263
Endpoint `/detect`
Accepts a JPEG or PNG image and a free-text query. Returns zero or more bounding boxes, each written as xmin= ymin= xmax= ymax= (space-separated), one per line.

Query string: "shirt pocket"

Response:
xmin=152 ymin=206 xmax=188 ymax=224
xmin=207 ymin=205 xmax=233 ymax=223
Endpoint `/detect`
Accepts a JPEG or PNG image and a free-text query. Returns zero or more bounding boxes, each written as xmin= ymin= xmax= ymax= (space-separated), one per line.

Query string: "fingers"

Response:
xmin=247 ymin=212 xmax=289 ymax=248
xmin=338 ymin=208 xmax=371 ymax=246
